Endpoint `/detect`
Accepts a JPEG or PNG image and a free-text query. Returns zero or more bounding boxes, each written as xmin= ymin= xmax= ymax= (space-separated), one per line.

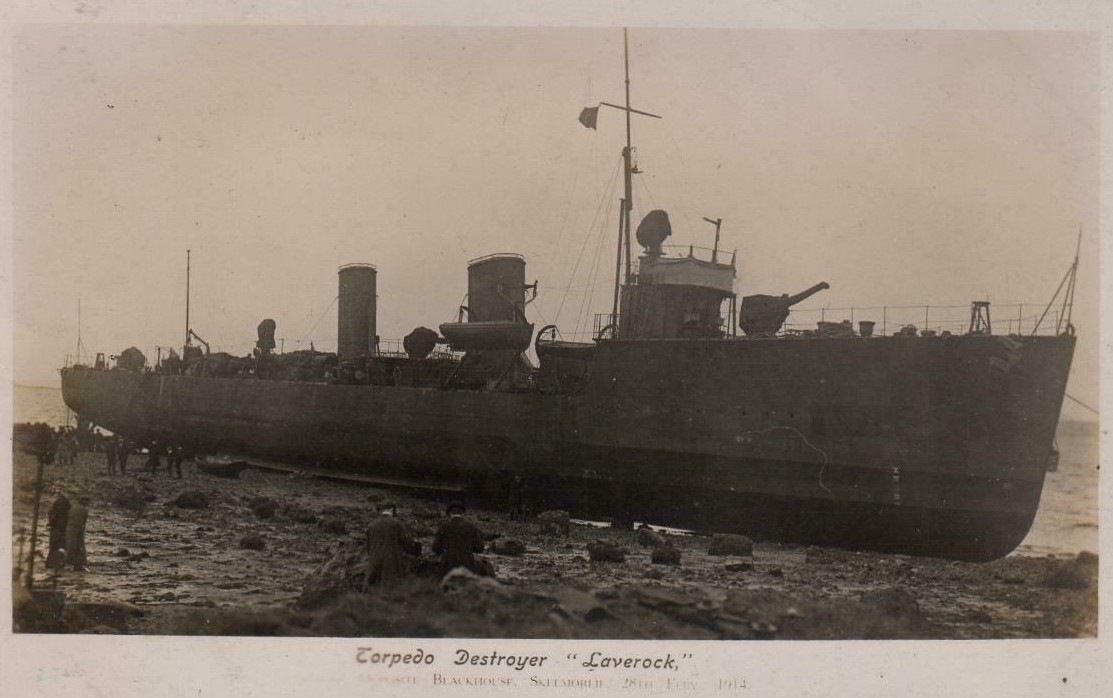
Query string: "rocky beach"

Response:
xmin=11 ymin=447 xmax=1097 ymax=639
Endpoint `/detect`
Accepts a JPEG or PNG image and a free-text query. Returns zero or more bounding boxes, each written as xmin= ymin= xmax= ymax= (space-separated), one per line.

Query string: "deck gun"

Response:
xmin=740 ymin=282 xmax=830 ymax=336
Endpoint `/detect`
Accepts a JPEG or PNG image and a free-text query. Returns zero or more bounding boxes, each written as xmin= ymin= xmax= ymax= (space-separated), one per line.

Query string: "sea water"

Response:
xmin=11 ymin=384 xmax=1099 ymax=556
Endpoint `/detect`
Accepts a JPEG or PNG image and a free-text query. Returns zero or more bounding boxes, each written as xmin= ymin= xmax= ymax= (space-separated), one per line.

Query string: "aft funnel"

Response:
xmin=337 ymin=263 xmax=377 ymax=358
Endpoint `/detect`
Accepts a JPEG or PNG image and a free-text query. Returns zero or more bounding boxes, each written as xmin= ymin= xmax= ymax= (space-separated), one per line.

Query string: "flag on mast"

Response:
xmin=578 ymin=106 xmax=599 ymax=129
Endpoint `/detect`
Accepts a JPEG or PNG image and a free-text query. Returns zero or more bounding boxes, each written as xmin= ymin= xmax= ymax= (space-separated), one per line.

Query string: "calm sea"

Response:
xmin=12 ymin=384 xmax=1099 ymax=557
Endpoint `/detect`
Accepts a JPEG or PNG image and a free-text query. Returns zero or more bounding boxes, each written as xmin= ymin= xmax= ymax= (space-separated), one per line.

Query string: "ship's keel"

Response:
xmin=490 ymin=475 xmax=1034 ymax=562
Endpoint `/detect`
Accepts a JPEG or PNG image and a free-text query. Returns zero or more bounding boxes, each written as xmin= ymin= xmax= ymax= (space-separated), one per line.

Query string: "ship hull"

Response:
xmin=60 ymin=333 xmax=1074 ymax=560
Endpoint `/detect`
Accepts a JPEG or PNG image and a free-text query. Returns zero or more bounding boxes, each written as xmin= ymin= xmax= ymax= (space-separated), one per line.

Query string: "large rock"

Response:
xmin=299 ymin=539 xmax=368 ymax=609
xmin=637 ymin=526 xmax=667 ymax=548
xmin=587 ymin=540 xmax=626 ymax=563
xmin=708 ymin=533 xmax=753 ymax=557
xmin=172 ymin=490 xmax=210 ymax=509
xmin=239 ymin=534 xmax=266 ymax=551
xmin=492 ymin=538 xmax=527 ymax=556
xmin=1044 ymin=559 xmax=1091 ymax=590
xmin=249 ymin=496 xmax=279 ymax=519
xmin=545 ymin=587 xmax=614 ymax=623
xmin=63 ymin=601 xmax=144 ymax=633
xmin=628 ymin=586 xmax=701 ymax=611
xmin=319 ymin=517 xmax=347 ymax=535
xmin=537 ymin=510 xmax=571 ymax=536
xmin=860 ymin=587 xmax=921 ymax=620
xmin=651 ymin=545 xmax=681 ymax=566
xmin=440 ymin=567 xmax=511 ymax=598
xmin=284 ymin=505 xmax=318 ymax=524
xmin=111 ymin=485 xmax=153 ymax=512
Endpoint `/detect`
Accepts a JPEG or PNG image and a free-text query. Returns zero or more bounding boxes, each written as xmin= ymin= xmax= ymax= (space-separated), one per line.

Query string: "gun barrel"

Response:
xmin=785 ymin=282 xmax=830 ymax=306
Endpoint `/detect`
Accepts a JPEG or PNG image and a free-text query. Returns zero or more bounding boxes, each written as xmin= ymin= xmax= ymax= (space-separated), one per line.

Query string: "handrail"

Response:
xmin=785 ymin=302 xmax=1065 ymax=337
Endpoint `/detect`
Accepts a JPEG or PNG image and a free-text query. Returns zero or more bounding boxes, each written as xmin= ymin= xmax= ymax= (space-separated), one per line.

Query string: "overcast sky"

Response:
xmin=10 ymin=25 xmax=1098 ymax=418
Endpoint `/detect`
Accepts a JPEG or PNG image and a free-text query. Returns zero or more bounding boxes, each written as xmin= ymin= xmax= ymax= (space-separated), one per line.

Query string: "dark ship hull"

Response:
xmin=60 ymin=331 xmax=1074 ymax=561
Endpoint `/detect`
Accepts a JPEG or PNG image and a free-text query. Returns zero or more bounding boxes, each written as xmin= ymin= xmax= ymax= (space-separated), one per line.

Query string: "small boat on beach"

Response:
xmin=195 ymin=456 xmax=254 ymax=480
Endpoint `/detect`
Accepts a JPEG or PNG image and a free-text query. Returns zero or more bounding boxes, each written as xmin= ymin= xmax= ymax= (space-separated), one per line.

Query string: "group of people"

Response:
xmin=103 ymin=436 xmax=132 ymax=475
xmin=102 ymin=438 xmax=189 ymax=479
xmin=363 ymin=501 xmax=487 ymax=590
xmin=52 ymin=427 xmax=82 ymax=465
xmin=138 ymin=442 xmax=189 ymax=479
xmin=45 ymin=491 xmax=89 ymax=572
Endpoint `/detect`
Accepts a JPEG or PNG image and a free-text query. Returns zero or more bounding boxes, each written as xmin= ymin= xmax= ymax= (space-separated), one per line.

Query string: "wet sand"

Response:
xmin=11 ymin=449 xmax=1096 ymax=639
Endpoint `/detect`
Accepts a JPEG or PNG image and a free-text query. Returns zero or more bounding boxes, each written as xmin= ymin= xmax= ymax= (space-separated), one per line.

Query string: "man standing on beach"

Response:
xmin=508 ymin=476 xmax=529 ymax=521
xmin=54 ymin=429 xmax=72 ymax=465
xmin=145 ymin=442 xmax=162 ymax=475
xmin=167 ymin=446 xmax=185 ymax=479
xmin=105 ymin=436 xmax=118 ymax=475
xmin=65 ymin=494 xmax=89 ymax=572
xmin=433 ymin=502 xmax=486 ymax=577
xmin=46 ymin=491 xmax=70 ymax=571
xmin=363 ymin=505 xmax=420 ymax=590
xmin=116 ymin=439 xmax=130 ymax=474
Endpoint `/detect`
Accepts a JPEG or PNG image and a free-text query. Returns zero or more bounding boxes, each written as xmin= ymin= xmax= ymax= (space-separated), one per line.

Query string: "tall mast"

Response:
xmin=185 ymin=249 xmax=191 ymax=346
xmin=612 ymin=199 xmax=626 ymax=320
xmin=586 ymin=28 xmax=659 ymax=323
xmin=622 ymin=28 xmax=634 ymax=284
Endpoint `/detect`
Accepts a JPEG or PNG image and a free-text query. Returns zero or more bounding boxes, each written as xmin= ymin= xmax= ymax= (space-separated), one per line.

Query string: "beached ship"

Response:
xmin=59 ymin=31 xmax=1077 ymax=561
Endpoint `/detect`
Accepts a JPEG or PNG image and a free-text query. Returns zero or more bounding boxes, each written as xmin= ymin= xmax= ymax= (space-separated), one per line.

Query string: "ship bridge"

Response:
xmin=617 ymin=242 xmax=738 ymax=340
xmin=637 ymin=248 xmax=736 ymax=294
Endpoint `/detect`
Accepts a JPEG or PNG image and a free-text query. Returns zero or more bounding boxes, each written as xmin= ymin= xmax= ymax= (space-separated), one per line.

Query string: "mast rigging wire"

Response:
xmin=573 ymin=195 xmax=617 ymax=339
xmin=1064 ymin=393 xmax=1098 ymax=415
xmin=554 ymin=156 xmax=622 ymax=325
xmin=293 ymin=295 xmax=338 ymax=350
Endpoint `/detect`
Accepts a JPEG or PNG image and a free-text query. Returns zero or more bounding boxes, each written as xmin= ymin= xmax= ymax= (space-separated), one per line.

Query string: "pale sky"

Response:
xmin=11 ymin=25 xmax=1099 ymax=417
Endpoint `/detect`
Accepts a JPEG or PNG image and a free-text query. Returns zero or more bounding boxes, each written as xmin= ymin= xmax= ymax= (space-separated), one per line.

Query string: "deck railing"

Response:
xmin=63 ymin=300 xmax=1067 ymax=373
xmin=784 ymin=302 xmax=1065 ymax=337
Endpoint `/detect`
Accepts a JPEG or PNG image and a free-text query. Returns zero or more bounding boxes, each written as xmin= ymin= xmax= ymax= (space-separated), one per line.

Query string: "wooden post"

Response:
xmin=25 ymin=457 xmax=46 ymax=588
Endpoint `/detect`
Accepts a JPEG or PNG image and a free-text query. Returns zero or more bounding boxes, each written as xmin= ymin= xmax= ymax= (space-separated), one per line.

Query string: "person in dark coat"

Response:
xmin=508 ymin=476 xmax=529 ymax=521
xmin=65 ymin=494 xmax=89 ymax=571
xmin=167 ymin=446 xmax=184 ymax=479
xmin=433 ymin=502 xmax=486 ymax=577
xmin=105 ymin=436 xmax=118 ymax=475
xmin=145 ymin=442 xmax=162 ymax=474
xmin=46 ymin=492 xmax=71 ymax=571
xmin=116 ymin=439 xmax=130 ymax=474
xmin=362 ymin=506 xmax=420 ymax=590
